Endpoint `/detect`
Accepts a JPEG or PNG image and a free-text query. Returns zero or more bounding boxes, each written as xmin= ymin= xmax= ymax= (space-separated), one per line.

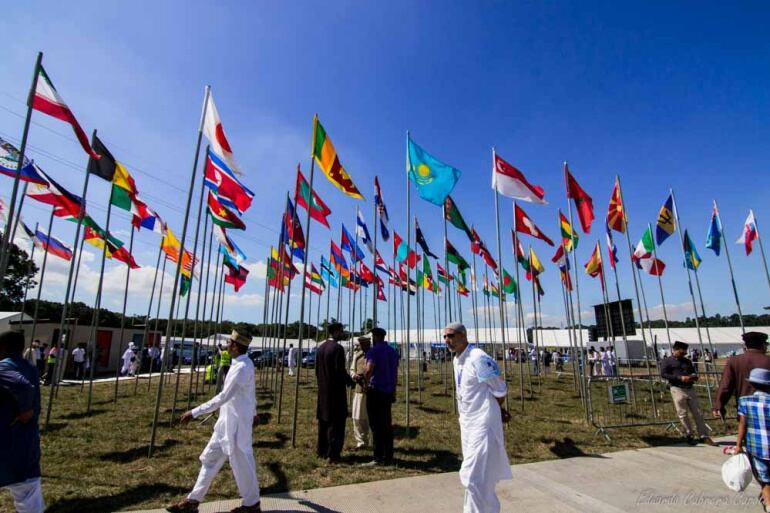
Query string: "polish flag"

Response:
xmin=203 ymin=92 xmax=241 ymax=175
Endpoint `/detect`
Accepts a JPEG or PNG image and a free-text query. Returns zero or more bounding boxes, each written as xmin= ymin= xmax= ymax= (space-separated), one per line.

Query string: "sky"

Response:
xmin=1 ymin=1 xmax=769 ymax=334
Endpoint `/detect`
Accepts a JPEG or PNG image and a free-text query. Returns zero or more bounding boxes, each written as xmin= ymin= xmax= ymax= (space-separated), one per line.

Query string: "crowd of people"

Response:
xmin=3 ymin=326 xmax=770 ymax=513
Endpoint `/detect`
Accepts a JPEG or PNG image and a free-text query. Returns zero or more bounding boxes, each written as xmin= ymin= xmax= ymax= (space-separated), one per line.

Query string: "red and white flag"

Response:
xmin=203 ymin=91 xmax=241 ymax=175
xmin=736 ymin=209 xmax=759 ymax=256
xmin=514 ymin=204 xmax=554 ymax=246
xmin=492 ymin=153 xmax=546 ymax=204
xmin=32 ymin=65 xmax=99 ymax=160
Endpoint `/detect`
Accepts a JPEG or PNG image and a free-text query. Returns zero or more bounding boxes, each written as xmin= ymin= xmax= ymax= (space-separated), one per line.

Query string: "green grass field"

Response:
xmin=3 ymin=360 xmax=736 ymax=513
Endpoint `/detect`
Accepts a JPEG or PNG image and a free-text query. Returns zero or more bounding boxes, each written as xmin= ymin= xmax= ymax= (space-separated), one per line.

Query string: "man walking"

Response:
xmin=350 ymin=336 xmax=370 ymax=449
xmin=714 ymin=331 xmax=770 ymax=419
xmin=660 ymin=341 xmax=714 ymax=446
xmin=71 ymin=343 xmax=86 ymax=380
xmin=287 ymin=343 xmax=298 ymax=377
xmin=444 ymin=322 xmax=511 ymax=513
xmin=0 ymin=330 xmax=43 ymax=513
xmin=363 ymin=328 xmax=398 ymax=465
xmin=316 ymin=322 xmax=353 ymax=463
xmin=167 ymin=330 xmax=261 ymax=513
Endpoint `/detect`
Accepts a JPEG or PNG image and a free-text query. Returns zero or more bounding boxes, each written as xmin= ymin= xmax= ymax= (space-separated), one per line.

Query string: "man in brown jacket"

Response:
xmin=714 ymin=331 xmax=770 ymax=419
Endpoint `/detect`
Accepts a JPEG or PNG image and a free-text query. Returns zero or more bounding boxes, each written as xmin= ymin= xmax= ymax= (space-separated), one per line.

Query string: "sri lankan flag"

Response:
xmin=559 ymin=210 xmax=578 ymax=251
xmin=312 ymin=115 xmax=363 ymax=200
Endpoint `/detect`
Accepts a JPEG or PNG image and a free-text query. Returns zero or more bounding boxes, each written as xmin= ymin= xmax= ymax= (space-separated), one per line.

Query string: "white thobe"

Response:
xmin=120 ymin=349 xmax=134 ymax=375
xmin=454 ymin=346 xmax=512 ymax=513
xmin=601 ymin=351 xmax=612 ymax=376
xmin=189 ymin=354 xmax=260 ymax=507
xmin=3 ymin=477 xmax=44 ymax=513
xmin=287 ymin=347 xmax=298 ymax=375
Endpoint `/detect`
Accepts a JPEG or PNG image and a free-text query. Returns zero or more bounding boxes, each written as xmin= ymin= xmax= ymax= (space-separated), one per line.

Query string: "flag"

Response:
xmin=559 ymin=210 xmax=578 ymax=251
xmin=134 ymin=205 xmax=164 ymax=234
xmin=584 ymin=242 xmax=604 ymax=282
xmin=374 ymin=176 xmax=390 ymax=241
xmin=220 ymin=246 xmax=240 ymax=270
xmin=313 ymin=115 xmax=363 ymax=199
xmin=359 ymin=262 xmax=375 ymax=283
xmin=268 ymin=257 xmax=287 ymax=290
xmin=375 ymin=275 xmax=387 ymax=301
xmin=444 ymin=196 xmax=472 ymax=240
xmin=34 ymin=227 xmax=72 ymax=261
xmin=393 ymin=232 xmax=420 ymax=268
xmin=26 ymin=166 xmax=83 ymax=219
xmin=736 ymin=210 xmax=759 ymax=256
xmin=179 ymin=275 xmax=192 ymax=297
xmin=282 ymin=198 xmax=306 ymax=259
xmin=534 ymin=275 xmax=545 ymax=297
xmin=632 ymin=227 xmax=666 ymax=275
xmin=501 ymin=268 xmax=518 ymax=299
xmin=304 ymin=268 xmax=323 ymax=295
xmin=606 ymin=178 xmax=626 ymax=233
xmin=224 ymin=262 xmax=249 ymax=292
xmin=552 ymin=244 xmax=573 ymax=291
xmin=83 ymin=226 xmax=139 ymax=268
xmin=320 ymin=257 xmax=338 ymax=288
xmin=330 ymin=240 xmax=349 ymax=276
xmin=512 ymin=232 xmax=530 ymax=277
xmin=415 ymin=219 xmax=438 ymax=258
xmin=437 ymin=263 xmax=453 ymax=284
xmin=213 ymin=225 xmax=247 ymax=264
xmin=446 ymin=239 xmax=469 ymax=270
xmin=564 ymin=163 xmax=594 ymax=233
xmin=271 ymin=245 xmax=298 ymax=279
xmin=205 ymin=149 xmax=254 ymax=214
xmin=19 ymin=221 xmax=35 ymax=243
xmin=457 ymin=280 xmax=470 ymax=297
xmin=356 ymin=208 xmax=374 ymax=254
xmin=207 ymin=192 xmax=246 ymax=230
xmin=683 ymin=229 xmax=701 ymax=271
xmin=471 ymin=228 xmax=497 ymax=271
xmin=309 ymin=263 xmax=326 ymax=289
xmin=374 ymin=250 xmax=388 ymax=273
xmin=514 ymin=204 xmax=554 ymax=246
xmin=706 ymin=205 xmax=722 ymax=256
xmin=0 ymin=137 xmax=46 ymax=184
xmin=32 ymin=64 xmax=99 ymax=160
xmin=203 ymin=91 xmax=241 ymax=175
xmin=294 ymin=166 xmax=331 ymax=229
xmin=406 ymin=135 xmax=461 ymax=206
xmin=341 ymin=224 xmax=365 ymax=262
xmin=492 ymin=153 xmax=546 ymax=204
xmin=419 ymin=257 xmax=433 ymax=290
xmin=655 ymin=193 xmax=676 ymax=245
xmin=527 ymin=247 xmax=544 ymax=280
xmin=606 ymin=224 xmax=619 ymax=270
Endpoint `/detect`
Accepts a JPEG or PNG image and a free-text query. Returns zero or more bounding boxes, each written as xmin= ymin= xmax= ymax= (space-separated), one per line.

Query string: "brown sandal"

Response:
xmin=166 ymin=499 xmax=199 ymax=513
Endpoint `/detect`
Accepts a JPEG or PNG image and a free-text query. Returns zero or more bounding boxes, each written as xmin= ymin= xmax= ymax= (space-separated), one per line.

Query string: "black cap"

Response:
xmin=328 ymin=322 xmax=344 ymax=333
xmin=744 ymin=331 xmax=769 ymax=349
xmin=673 ymin=341 xmax=688 ymax=351
xmin=369 ymin=327 xmax=386 ymax=338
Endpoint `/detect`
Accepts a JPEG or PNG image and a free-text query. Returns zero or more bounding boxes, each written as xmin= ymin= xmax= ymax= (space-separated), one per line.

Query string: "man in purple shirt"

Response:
xmin=363 ymin=328 xmax=399 ymax=466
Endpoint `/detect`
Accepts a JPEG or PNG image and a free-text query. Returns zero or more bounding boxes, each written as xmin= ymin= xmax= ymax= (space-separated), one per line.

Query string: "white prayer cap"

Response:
xmin=444 ymin=322 xmax=466 ymax=334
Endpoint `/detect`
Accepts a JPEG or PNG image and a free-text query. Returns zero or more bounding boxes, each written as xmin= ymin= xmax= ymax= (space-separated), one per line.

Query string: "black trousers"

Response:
xmin=73 ymin=361 xmax=85 ymax=379
xmin=367 ymin=389 xmax=394 ymax=463
xmin=317 ymin=416 xmax=346 ymax=461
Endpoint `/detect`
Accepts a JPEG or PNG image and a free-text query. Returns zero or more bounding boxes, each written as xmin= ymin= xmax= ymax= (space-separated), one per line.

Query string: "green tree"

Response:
xmin=0 ymin=241 xmax=38 ymax=309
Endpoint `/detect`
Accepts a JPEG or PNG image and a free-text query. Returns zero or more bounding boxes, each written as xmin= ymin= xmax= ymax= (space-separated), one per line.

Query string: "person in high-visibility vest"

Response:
xmin=217 ymin=346 xmax=232 ymax=391
xmin=204 ymin=363 xmax=216 ymax=384
xmin=43 ymin=345 xmax=58 ymax=386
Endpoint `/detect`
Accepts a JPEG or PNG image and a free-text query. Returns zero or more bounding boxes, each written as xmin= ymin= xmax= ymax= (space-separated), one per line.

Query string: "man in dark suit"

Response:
xmin=316 ymin=322 xmax=353 ymax=463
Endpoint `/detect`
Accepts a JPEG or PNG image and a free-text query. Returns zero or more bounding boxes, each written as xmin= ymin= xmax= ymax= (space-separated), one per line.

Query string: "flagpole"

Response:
xmin=404 ymin=131 xmax=412 ymax=434
xmin=290 ymin=145 xmax=318 ymax=447
xmin=147 ymin=252 xmax=168 ymax=391
xmin=470 ymin=249 xmax=480 ymax=344
xmin=713 ymin=201 xmax=744 ymax=332
xmin=670 ymin=190 xmax=712 ymax=407
xmin=43 ymin=127 xmax=95 ymax=431
xmin=608 ymin=238 xmax=631 ymax=378
xmin=648 ymin=222 xmax=672 ymax=352
xmin=149 ymin=85 xmax=210 ymax=457
xmin=558 ymin=267 xmax=577 ymax=389
xmin=192 ymin=216 xmax=213 ymax=402
xmin=511 ymin=220 xmax=532 ymax=403
xmin=491 ymin=148 xmax=510 ymax=411
xmin=277 ymin=193 xmax=296 ymax=424
xmin=19 ymin=222 xmax=38 ymax=335
xmin=0 ymin=52 xmax=42 ymax=284
xmin=372 ymin=197 xmax=379 ymax=326
xmin=112 ymin=225 xmax=135 ymax=402
xmin=529 ymin=248 xmax=542 ymax=392
xmin=28 ymin=209 xmax=55 ymax=350
xmin=750 ymin=210 xmax=770 ymax=297
xmin=135 ymin=239 xmax=163 ymax=395
xmin=563 ymin=162 xmax=588 ymax=422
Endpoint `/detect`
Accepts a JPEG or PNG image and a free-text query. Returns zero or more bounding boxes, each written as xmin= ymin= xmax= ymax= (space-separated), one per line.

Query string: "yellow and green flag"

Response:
xmin=312 ymin=115 xmax=363 ymax=200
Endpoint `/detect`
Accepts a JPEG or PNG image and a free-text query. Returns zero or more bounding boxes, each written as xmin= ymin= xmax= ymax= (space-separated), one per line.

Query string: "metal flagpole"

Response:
xmin=751 ymin=210 xmax=770 ymax=297
xmin=43 ymin=128 xmax=96 ymax=431
xmin=405 ymin=131 xmax=412 ymax=434
xmin=529 ymin=250 xmax=542 ymax=392
xmin=86 ymin=186 xmax=116 ymax=414
xmin=470 ymin=251 xmax=480 ymax=348
xmin=372 ymin=197 xmax=379 ymax=326
xmin=29 ymin=211 xmax=54 ymax=350
xmin=648 ymin=222 xmax=672 ymax=352
xmin=0 ymin=52 xmax=42 ymax=283
xmin=290 ymin=138 xmax=319 ymax=446
xmin=277 ymin=192 xmax=297 ymax=423
xmin=148 ymin=85 xmax=210 ymax=457
xmin=669 ymin=190 xmax=712 ymax=407
xmin=135 ymin=239 xmax=163 ymax=395
xmin=112 ymin=226 xmax=135 ymax=402
xmin=491 ymin=148 xmax=510 ymax=411
xmin=192 ymin=216 xmax=213 ymax=402
xmin=19 ymin=222 xmax=38 ymax=338
xmin=147 ymin=252 xmax=168 ymax=391
xmin=714 ymin=201 xmax=744 ymax=333
xmin=563 ymin=162 xmax=589 ymax=422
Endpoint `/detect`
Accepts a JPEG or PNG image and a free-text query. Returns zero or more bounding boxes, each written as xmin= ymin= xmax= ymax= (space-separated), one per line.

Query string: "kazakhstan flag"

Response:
xmin=407 ymin=135 xmax=461 ymax=206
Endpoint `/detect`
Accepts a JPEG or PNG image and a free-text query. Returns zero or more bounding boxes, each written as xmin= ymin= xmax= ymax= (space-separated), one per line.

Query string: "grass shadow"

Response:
xmin=417 ymin=405 xmax=446 ymax=414
xmin=640 ymin=434 xmax=683 ymax=446
xmin=99 ymin=439 xmax=180 ymax=463
xmin=393 ymin=425 xmax=420 ymax=439
xmin=255 ymin=432 xmax=288 ymax=450
xmin=261 ymin=461 xmax=289 ymax=494
xmin=392 ymin=447 xmax=461 ymax=472
xmin=46 ymin=483 xmax=188 ymax=513
xmin=545 ymin=437 xmax=608 ymax=459
xmin=59 ymin=409 xmax=107 ymax=420
xmin=41 ymin=422 xmax=68 ymax=433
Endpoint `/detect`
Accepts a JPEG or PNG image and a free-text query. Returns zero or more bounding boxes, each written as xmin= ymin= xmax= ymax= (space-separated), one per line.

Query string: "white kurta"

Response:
xmin=120 ymin=349 xmax=134 ymax=374
xmin=287 ymin=347 xmax=298 ymax=369
xmin=189 ymin=353 xmax=260 ymax=506
xmin=454 ymin=346 xmax=512 ymax=513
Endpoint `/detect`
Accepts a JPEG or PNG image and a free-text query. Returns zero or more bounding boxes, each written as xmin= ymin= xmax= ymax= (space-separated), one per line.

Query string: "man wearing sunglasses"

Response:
xmin=444 ymin=322 xmax=511 ymax=513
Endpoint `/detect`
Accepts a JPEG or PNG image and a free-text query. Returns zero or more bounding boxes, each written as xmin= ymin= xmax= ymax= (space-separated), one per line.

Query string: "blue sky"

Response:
xmin=1 ymin=1 xmax=769 ymax=332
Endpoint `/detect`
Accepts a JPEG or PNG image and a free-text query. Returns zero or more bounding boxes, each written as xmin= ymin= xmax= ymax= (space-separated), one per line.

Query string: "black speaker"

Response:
xmin=593 ymin=299 xmax=635 ymax=339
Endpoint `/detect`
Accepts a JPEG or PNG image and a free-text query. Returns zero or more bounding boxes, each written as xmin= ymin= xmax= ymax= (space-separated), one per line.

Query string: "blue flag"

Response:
xmin=683 ymin=229 xmax=701 ymax=271
xmin=320 ymin=256 xmax=338 ymax=288
xmin=706 ymin=206 xmax=721 ymax=256
xmin=655 ymin=194 xmax=676 ymax=246
xmin=407 ymin=135 xmax=461 ymax=206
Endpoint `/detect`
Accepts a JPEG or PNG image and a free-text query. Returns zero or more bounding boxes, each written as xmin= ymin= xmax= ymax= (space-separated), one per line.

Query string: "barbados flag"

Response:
xmin=655 ymin=194 xmax=676 ymax=245
xmin=406 ymin=135 xmax=461 ymax=206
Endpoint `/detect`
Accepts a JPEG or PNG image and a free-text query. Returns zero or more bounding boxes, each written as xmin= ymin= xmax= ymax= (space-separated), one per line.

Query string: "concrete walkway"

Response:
xmin=131 ymin=437 xmax=760 ymax=513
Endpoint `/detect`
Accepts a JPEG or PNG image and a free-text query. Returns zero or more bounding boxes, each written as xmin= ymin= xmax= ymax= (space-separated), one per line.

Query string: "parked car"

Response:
xmin=247 ymin=349 xmax=262 ymax=366
xmin=255 ymin=350 xmax=282 ymax=368
xmin=302 ymin=348 xmax=318 ymax=368
xmin=283 ymin=350 xmax=309 ymax=367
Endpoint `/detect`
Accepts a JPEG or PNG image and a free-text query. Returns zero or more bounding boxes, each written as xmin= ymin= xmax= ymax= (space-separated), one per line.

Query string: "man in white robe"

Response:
xmin=444 ymin=322 xmax=512 ymax=513
xmin=287 ymin=344 xmax=297 ymax=377
xmin=120 ymin=343 xmax=135 ymax=376
xmin=167 ymin=330 xmax=261 ymax=513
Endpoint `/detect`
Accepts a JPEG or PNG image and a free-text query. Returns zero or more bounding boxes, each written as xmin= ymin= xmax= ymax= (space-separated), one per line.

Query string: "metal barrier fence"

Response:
xmin=584 ymin=359 xmax=729 ymax=441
